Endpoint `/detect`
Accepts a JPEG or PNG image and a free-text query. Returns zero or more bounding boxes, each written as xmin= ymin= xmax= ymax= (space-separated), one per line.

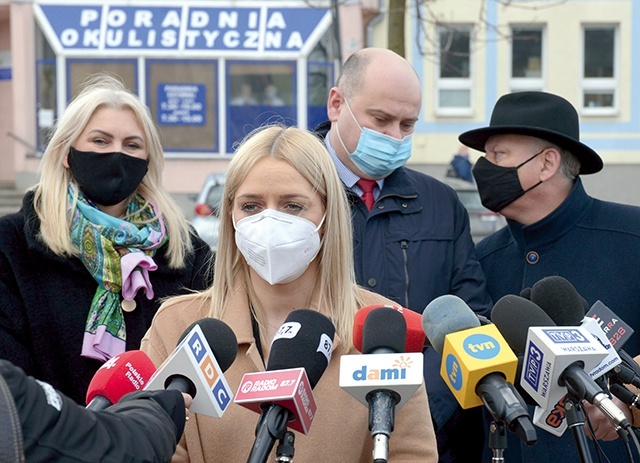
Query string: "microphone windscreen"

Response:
xmin=86 ymin=350 xmax=156 ymax=405
xmin=353 ymin=305 xmax=425 ymax=353
xmin=422 ymin=294 xmax=480 ymax=354
xmin=520 ymin=287 xmax=532 ymax=300
xmin=491 ymin=294 xmax=556 ymax=354
xmin=361 ymin=307 xmax=407 ymax=354
xmin=179 ymin=318 xmax=238 ymax=372
xmin=267 ymin=309 xmax=335 ymax=389
xmin=530 ymin=276 xmax=585 ymax=326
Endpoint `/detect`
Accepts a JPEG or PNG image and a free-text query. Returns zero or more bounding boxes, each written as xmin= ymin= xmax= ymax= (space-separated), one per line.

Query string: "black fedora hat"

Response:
xmin=458 ymin=91 xmax=603 ymax=174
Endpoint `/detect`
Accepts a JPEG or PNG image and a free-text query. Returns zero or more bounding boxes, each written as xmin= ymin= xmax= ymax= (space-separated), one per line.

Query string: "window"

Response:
xmin=582 ymin=26 xmax=617 ymax=115
xmin=436 ymin=25 xmax=472 ymax=116
xmin=146 ymin=60 xmax=218 ymax=153
xmin=226 ymin=61 xmax=296 ymax=152
xmin=510 ymin=27 xmax=544 ymax=92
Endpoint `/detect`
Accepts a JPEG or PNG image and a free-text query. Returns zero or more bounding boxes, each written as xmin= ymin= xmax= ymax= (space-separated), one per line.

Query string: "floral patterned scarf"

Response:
xmin=68 ymin=185 xmax=168 ymax=361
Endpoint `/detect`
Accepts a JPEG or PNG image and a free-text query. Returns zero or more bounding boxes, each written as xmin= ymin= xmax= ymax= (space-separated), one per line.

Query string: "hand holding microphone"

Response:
xmin=423 ymin=294 xmax=536 ymax=446
xmin=86 ymin=350 xmax=157 ymax=410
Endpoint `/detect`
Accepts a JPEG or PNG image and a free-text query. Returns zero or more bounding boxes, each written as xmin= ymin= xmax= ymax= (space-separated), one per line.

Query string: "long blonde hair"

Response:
xmin=33 ymin=73 xmax=193 ymax=268
xmin=179 ymin=125 xmax=363 ymax=350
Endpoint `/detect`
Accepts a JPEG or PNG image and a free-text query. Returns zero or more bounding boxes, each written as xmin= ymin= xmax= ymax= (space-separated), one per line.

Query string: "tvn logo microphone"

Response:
xmin=339 ymin=352 xmax=424 ymax=410
xmin=440 ymin=324 xmax=517 ymax=409
xmin=145 ymin=325 xmax=233 ymax=418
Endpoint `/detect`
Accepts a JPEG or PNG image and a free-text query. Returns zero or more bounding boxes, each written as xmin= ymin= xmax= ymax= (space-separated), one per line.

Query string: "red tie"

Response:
xmin=357 ymin=179 xmax=376 ymax=211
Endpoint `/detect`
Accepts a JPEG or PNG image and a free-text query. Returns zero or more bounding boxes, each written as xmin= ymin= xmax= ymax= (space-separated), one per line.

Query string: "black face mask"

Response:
xmin=67 ymin=147 xmax=149 ymax=206
xmin=472 ymin=150 xmax=544 ymax=213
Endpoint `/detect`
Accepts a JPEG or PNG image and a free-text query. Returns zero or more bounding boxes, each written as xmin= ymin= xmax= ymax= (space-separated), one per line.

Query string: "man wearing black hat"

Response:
xmin=459 ymin=91 xmax=640 ymax=463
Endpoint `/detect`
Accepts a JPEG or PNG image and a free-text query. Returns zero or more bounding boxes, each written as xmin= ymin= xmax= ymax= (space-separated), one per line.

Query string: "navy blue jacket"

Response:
xmin=0 ymin=191 xmax=213 ymax=405
xmin=316 ymin=122 xmax=492 ymax=431
xmin=477 ymin=177 xmax=640 ymax=463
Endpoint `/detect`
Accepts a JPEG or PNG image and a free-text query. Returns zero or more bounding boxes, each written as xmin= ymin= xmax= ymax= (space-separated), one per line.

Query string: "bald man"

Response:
xmin=315 ymin=47 xmax=492 ymax=463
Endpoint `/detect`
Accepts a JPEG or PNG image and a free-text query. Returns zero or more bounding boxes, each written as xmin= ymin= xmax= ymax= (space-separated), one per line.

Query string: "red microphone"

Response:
xmin=86 ymin=350 xmax=156 ymax=411
xmin=353 ymin=305 xmax=426 ymax=353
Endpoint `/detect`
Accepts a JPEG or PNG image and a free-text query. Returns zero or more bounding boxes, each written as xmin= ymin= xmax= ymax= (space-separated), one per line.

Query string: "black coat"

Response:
xmin=0 ymin=359 xmax=185 ymax=463
xmin=0 ymin=191 xmax=212 ymax=404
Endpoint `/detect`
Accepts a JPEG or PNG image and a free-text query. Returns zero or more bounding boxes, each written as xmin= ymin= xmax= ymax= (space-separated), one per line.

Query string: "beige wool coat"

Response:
xmin=141 ymin=285 xmax=438 ymax=462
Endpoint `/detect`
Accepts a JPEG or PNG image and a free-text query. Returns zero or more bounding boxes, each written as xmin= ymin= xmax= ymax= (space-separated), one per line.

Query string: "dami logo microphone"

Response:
xmin=339 ymin=352 xmax=424 ymax=410
xmin=351 ymin=355 xmax=415 ymax=382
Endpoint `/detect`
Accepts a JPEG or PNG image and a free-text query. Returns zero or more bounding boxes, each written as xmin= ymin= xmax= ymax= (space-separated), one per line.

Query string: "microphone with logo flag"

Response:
xmin=86 ymin=350 xmax=157 ymax=410
xmin=340 ymin=307 xmax=424 ymax=463
xmin=422 ymin=294 xmax=536 ymax=446
xmin=234 ymin=309 xmax=335 ymax=463
xmin=144 ymin=318 xmax=238 ymax=418
xmin=500 ymin=295 xmax=632 ymax=440
xmin=527 ymin=277 xmax=627 ymax=436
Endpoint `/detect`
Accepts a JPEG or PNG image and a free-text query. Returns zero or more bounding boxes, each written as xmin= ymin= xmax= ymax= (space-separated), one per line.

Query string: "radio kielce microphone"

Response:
xmin=86 ymin=350 xmax=157 ymax=410
xmin=423 ymin=294 xmax=536 ymax=445
xmin=340 ymin=307 xmax=424 ymax=463
xmin=145 ymin=318 xmax=238 ymax=418
xmin=234 ymin=309 xmax=335 ymax=463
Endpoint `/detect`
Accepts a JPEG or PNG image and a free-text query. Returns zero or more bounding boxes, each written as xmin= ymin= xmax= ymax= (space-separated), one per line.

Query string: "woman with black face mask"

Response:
xmin=0 ymin=74 xmax=213 ymax=405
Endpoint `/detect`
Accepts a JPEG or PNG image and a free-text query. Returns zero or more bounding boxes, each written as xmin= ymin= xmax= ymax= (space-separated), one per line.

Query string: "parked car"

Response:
xmin=190 ymin=173 xmax=226 ymax=252
xmin=442 ymin=177 xmax=507 ymax=242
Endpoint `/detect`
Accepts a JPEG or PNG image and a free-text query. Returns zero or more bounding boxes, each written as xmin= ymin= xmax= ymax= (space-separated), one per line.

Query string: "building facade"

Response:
xmin=1 ymin=0 xmax=639 ymax=206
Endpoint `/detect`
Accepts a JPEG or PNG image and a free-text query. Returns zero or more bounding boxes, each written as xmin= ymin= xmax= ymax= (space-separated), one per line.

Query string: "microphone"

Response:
xmin=585 ymin=300 xmax=635 ymax=351
xmin=519 ymin=278 xmax=624 ymax=380
xmin=234 ymin=309 xmax=335 ymax=463
xmin=353 ymin=304 xmax=426 ymax=353
xmin=340 ymin=307 xmax=424 ymax=463
xmin=145 ymin=318 xmax=238 ymax=418
xmin=86 ymin=350 xmax=156 ymax=411
xmin=529 ymin=275 xmax=589 ymax=325
xmin=517 ymin=315 xmax=629 ymax=431
xmin=491 ymin=295 xmax=624 ymax=436
xmin=423 ymin=295 xmax=536 ymax=445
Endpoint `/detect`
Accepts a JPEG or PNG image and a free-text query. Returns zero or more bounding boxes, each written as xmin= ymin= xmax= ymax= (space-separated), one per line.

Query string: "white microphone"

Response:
xmin=145 ymin=318 xmax=237 ymax=418
xmin=521 ymin=325 xmax=630 ymax=431
xmin=340 ymin=307 xmax=424 ymax=463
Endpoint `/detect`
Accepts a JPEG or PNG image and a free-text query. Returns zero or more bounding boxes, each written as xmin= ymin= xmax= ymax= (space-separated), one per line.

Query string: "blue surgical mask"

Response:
xmin=336 ymin=97 xmax=413 ymax=178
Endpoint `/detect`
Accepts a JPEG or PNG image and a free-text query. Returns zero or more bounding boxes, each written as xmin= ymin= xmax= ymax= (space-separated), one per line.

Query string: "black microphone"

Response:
xmin=362 ymin=308 xmax=406 ymax=463
xmin=610 ymin=382 xmax=640 ymax=410
xmin=237 ymin=309 xmax=335 ymax=463
xmin=529 ymin=276 xmax=588 ymax=325
xmin=339 ymin=307 xmax=425 ymax=463
xmin=492 ymin=294 xmax=556 ymax=355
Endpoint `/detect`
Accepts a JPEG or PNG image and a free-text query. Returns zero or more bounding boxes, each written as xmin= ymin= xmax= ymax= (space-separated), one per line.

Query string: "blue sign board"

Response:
xmin=35 ymin=3 xmax=329 ymax=53
xmin=157 ymin=83 xmax=206 ymax=126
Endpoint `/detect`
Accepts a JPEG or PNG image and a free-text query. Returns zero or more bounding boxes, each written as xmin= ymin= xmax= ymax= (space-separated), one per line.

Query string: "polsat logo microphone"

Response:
xmin=440 ymin=324 xmax=517 ymax=409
